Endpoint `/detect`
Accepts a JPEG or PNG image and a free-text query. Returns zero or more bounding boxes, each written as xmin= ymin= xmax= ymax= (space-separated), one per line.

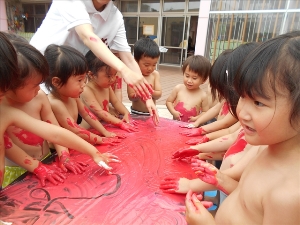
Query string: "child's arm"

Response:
xmin=166 ymin=85 xmax=182 ymax=120
xmin=200 ymin=92 xmax=209 ymax=113
xmin=108 ymin=87 xmax=131 ymax=123
xmin=81 ymin=89 xmax=137 ymax=132
xmin=152 ymin=71 xmax=162 ymax=100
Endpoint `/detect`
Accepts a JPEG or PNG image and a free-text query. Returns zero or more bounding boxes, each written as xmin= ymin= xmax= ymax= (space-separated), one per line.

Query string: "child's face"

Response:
xmin=92 ymin=68 xmax=117 ymax=88
xmin=183 ymin=66 xmax=205 ymax=90
xmin=236 ymin=88 xmax=298 ymax=146
xmin=5 ymin=74 xmax=41 ymax=103
xmin=57 ymin=73 xmax=87 ymax=98
xmin=137 ymin=56 xmax=158 ymax=76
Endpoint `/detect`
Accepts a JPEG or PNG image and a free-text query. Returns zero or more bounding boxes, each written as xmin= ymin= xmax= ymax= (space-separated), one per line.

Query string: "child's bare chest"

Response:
xmin=64 ymin=99 xmax=79 ymax=121
xmin=175 ymin=89 xmax=204 ymax=108
xmin=93 ymin=88 xmax=110 ymax=110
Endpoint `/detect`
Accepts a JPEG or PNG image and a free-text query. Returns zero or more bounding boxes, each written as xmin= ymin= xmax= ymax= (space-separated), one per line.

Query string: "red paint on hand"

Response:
xmin=174 ymin=102 xmax=197 ymax=122
xmin=185 ymin=135 xmax=210 ymax=145
xmin=101 ymin=137 xmax=121 ymax=146
xmin=116 ymin=122 xmax=138 ymax=132
xmin=172 ymin=147 xmax=200 ymax=159
xmin=159 ymin=177 xmax=180 ymax=193
xmin=58 ymin=151 xmax=87 ymax=174
xmin=33 ymin=162 xmax=66 ymax=187
xmin=180 ymin=127 xmax=206 ymax=137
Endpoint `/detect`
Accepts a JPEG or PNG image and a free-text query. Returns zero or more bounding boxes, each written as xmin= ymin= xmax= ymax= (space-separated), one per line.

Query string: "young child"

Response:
xmin=0 ymin=33 xmax=119 ymax=188
xmin=44 ymin=44 xmax=124 ymax=145
xmin=80 ymin=50 xmax=137 ymax=132
xmin=127 ymin=38 xmax=162 ymax=116
xmin=166 ymin=55 xmax=210 ymax=122
xmin=185 ymin=31 xmax=300 ymax=224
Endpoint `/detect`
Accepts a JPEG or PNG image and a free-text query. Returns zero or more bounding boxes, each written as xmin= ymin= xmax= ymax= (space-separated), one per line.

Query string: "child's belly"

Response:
xmin=174 ymin=102 xmax=198 ymax=122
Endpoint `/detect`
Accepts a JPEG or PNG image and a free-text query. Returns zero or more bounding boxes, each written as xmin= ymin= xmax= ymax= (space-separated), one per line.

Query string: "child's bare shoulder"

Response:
xmin=152 ymin=70 xmax=160 ymax=78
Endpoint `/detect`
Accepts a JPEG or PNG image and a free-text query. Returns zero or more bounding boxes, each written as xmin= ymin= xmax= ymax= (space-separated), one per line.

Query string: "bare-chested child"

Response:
xmin=80 ymin=50 xmax=138 ymax=132
xmin=166 ymin=55 xmax=210 ymax=122
xmin=185 ymin=31 xmax=300 ymax=225
xmin=0 ymin=32 xmax=119 ymax=188
xmin=44 ymin=44 xmax=125 ymax=145
xmin=127 ymin=38 xmax=162 ymax=116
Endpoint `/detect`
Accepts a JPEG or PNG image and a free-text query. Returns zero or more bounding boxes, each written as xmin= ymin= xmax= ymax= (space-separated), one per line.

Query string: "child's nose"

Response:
xmin=237 ymin=99 xmax=251 ymax=121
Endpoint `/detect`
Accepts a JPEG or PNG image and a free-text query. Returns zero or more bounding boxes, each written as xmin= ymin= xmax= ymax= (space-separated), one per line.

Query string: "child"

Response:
xmin=166 ymin=55 xmax=210 ymax=122
xmin=0 ymin=33 xmax=119 ymax=187
xmin=80 ymin=50 xmax=137 ymax=132
xmin=185 ymin=31 xmax=300 ymax=224
xmin=44 ymin=44 xmax=125 ymax=144
xmin=127 ymin=38 xmax=162 ymax=116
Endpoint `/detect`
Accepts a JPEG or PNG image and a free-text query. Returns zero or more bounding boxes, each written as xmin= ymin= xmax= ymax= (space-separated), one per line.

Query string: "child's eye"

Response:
xmin=254 ymin=101 xmax=265 ymax=107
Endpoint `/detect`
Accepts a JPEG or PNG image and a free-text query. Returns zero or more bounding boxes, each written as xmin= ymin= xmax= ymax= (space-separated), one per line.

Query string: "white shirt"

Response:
xmin=30 ymin=0 xmax=130 ymax=55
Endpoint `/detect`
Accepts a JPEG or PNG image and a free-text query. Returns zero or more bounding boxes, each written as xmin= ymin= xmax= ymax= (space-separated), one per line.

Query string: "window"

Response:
xmin=141 ymin=0 xmax=160 ymax=12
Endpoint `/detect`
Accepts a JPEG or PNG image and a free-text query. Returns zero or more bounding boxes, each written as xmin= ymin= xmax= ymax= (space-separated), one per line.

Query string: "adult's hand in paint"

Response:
xmin=172 ymin=147 xmax=200 ymax=160
xmin=185 ymin=190 xmax=215 ymax=225
xmin=96 ymin=152 xmax=121 ymax=171
xmin=180 ymin=127 xmax=206 ymax=137
xmin=145 ymin=99 xmax=160 ymax=126
xmin=185 ymin=135 xmax=210 ymax=145
xmin=58 ymin=151 xmax=87 ymax=174
xmin=33 ymin=162 xmax=66 ymax=186
xmin=101 ymin=137 xmax=122 ymax=146
xmin=117 ymin=122 xmax=138 ymax=132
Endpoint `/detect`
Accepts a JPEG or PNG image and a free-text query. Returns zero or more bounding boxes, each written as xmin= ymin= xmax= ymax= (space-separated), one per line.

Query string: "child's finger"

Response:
xmin=98 ymin=161 xmax=112 ymax=170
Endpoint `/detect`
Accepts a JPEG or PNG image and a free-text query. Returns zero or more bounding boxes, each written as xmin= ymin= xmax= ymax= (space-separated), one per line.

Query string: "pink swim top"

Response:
xmin=174 ymin=102 xmax=198 ymax=122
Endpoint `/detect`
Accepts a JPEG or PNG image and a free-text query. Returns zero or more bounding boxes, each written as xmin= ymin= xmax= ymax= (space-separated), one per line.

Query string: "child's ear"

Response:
xmin=87 ymin=71 xmax=94 ymax=79
xmin=52 ymin=77 xmax=61 ymax=88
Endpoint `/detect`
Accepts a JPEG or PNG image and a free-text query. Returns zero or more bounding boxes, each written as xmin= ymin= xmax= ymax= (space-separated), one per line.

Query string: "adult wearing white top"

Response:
xmin=30 ymin=0 xmax=159 ymax=125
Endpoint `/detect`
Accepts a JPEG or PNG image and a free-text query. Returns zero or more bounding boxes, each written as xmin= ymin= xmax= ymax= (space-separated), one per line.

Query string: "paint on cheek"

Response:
xmin=90 ymin=37 xmax=98 ymax=42
xmin=220 ymin=102 xmax=229 ymax=116
xmin=224 ymin=130 xmax=247 ymax=158
xmin=102 ymin=100 xmax=109 ymax=112
xmin=4 ymin=133 xmax=13 ymax=149
xmin=13 ymin=129 xmax=44 ymax=154
xmin=24 ymin=159 xmax=32 ymax=165
xmin=84 ymin=106 xmax=98 ymax=121
xmin=174 ymin=102 xmax=197 ymax=122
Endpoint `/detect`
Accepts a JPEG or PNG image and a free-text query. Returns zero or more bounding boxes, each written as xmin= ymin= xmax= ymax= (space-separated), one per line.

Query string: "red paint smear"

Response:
xmin=84 ymin=106 xmax=98 ymax=121
xmin=24 ymin=159 xmax=32 ymax=165
xmin=45 ymin=120 xmax=52 ymax=124
xmin=4 ymin=133 xmax=13 ymax=149
xmin=13 ymin=129 xmax=44 ymax=155
xmin=66 ymin=118 xmax=91 ymax=139
xmin=174 ymin=102 xmax=197 ymax=122
xmin=102 ymin=100 xmax=109 ymax=112
xmin=1 ymin=117 xmax=195 ymax=224
xmin=224 ymin=129 xmax=247 ymax=158
xmin=220 ymin=101 xmax=229 ymax=116
xmin=90 ymin=37 xmax=97 ymax=42
xmin=111 ymin=76 xmax=122 ymax=91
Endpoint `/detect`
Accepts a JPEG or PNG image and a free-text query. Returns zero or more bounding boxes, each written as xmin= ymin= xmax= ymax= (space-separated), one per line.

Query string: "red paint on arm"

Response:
xmin=90 ymin=37 xmax=98 ymax=42
xmin=220 ymin=102 xmax=229 ymax=116
xmin=4 ymin=133 xmax=13 ymax=149
xmin=102 ymin=100 xmax=109 ymax=112
xmin=224 ymin=130 xmax=247 ymax=158
xmin=24 ymin=159 xmax=32 ymax=165
xmin=45 ymin=120 xmax=52 ymax=124
xmin=66 ymin=118 xmax=91 ymax=139
xmin=84 ymin=106 xmax=98 ymax=121
xmin=174 ymin=102 xmax=197 ymax=122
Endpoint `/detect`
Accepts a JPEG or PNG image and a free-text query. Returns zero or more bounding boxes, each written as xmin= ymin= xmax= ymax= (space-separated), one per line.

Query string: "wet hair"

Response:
xmin=85 ymin=50 xmax=110 ymax=79
xmin=134 ymin=38 xmax=160 ymax=61
xmin=2 ymin=32 xmax=28 ymax=43
xmin=226 ymin=42 xmax=260 ymax=114
xmin=209 ymin=49 xmax=232 ymax=102
xmin=10 ymin=40 xmax=48 ymax=89
xmin=44 ymin=44 xmax=88 ymax=92
xmin=182 ymin=55 xmax=211 ymax=81
xmin=0 ymin=32 xmax=19 ymax=92
xmin=234 ymin=31 xmax=300 ymax=128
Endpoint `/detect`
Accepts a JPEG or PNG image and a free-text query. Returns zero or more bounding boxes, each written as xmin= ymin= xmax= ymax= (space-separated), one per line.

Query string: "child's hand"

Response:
xmin=180 ymin=127 xmax=206 ymax=137
xmin=145 ymin=99 xmax=160 ymax=126
xmin=172 ymin=147 xmax=200 ymax=160
xmin=95 ymin=152 xmax=121 ymax=171
xmin=103 ymin=131 xmax=117 ymax=138
xmin=58 ymin=151 xmax=87 ymax=174
xmin=101 ymin=137 xmax=122 ymax=146
xmin=173 ymin=111 xmax=183 ymax=121
xmin=122 ymin=114 xmax=139 ymax=126
xmin=33 ymin=162 xmax=66 ymax=186
xmin=185 ymin=135 xmax=210 ymax=145
xmin=159 ymin=177 xmax=193 ymax=194
xmin=188 ymin=116 xmax=198 ymax=122
xmin=117 ymin=122 xmax=138 ymax=132
xmin=179 ymin=123 xmax=196 ymax=128
xmin=185 ymin=190 xmax=215 ymax=225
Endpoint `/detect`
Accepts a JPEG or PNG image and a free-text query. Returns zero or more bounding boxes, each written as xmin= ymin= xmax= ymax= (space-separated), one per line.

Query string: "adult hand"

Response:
xmin=33 ymin=162 xmax=66 ymax=186
xmin=145 ymin=99 xmax=159 ymax=126
xmin=172 ymin=147 xmax=200 ymax=160
xmin=185 ymin=190 xmax=215 ymax=225
xmin=58 ymin=151 xmax=87 ymax=174
xmin=117 ymin=122 xmax=138 ymax=132
xmin=180 ymin=127 xmax=206 ymax=137
xmin=185 ymin=135 xmax=210 ymax=145
xmin=101 ymin=137 xmax=122 ymax=146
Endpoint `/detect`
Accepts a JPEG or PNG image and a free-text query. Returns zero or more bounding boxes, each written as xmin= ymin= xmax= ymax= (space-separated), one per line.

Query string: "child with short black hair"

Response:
xmin=127 ymin=38 xmax=162 ymax=116
xmin=166 ymin=55 xmax=210 ymax=122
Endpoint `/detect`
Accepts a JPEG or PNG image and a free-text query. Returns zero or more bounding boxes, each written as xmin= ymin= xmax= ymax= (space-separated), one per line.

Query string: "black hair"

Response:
xmin=44 ymin=44 xmax=88 ymax=92
xmin=10 ymin=40 xmax=49 ymax=89
xmin=0 ymin=32 xmax=19 ymax=92
xmin=85 ymin=50 xmax=110 ymax=78
xmin=2 ymin=32 xmax=28 ymax=43
xmin=182 ymin=55 xmax=211 ymax=81
xmin=209 ymin=49 xmax=232 ymax=102
xmin=234 ymin=31 xmax=300 ymax=128
xmin=134 ymin=38 xmax=160 ymax=61
xmin=226 ymin=42 xmax=260 ymax=115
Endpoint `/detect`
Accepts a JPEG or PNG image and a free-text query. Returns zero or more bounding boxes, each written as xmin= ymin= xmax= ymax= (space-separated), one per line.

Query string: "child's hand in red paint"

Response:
xmin=172 ymin=147 xmax=200 ymax=159
xmin=95 ymin=153 xmax=121 ymax=171
xmin=173 ymin=111 xmax=183 ymax=121
xmin=185 ymin=190 xmax=215 ymax=225
xmin=179 ymin=123 xmax=196 ymax=128
xmin=191 ymin=159 xmax=219 ymax=186
xmin=58 ymin=151 xmax=87 ymax=174
xmin=159 ymin=177 xmax=194 ymax=194
xmin=180 ymin=127 xmax=206 ymax=137
xmin=33 ymin=162 xmax=66 ymax=186
xmin=122 ymin=114 xmax=139 ymax=126
xmin=101 ymin=137 xmax=122 ymax=146
xmin=185 ymin=135 xmax=210 ymax=145
xmin=117 ymin=122 xmax=138 ymax=132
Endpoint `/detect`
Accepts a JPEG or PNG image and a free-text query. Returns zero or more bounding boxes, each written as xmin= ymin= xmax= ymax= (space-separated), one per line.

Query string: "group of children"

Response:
xmin=0 ymin=30 xmax=299 ymax=224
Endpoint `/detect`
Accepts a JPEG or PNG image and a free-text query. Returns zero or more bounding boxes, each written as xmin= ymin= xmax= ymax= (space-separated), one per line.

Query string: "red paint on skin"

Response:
xmin=224 ymin=129 xmax=247 ymax=158
xmin=84 ymin=106 xmax=98 ymax=121
xmin=90 ymin=37 xmax=98 ymax=42
xmin=13 ymin=129 xmax=44 ymax=154
xmin=115 ymin=77 xmax=122 ymax=89
xmin=45 ymin=120 xmax=52 ymax=124
xmin=220 ymin=102 xmax=229 ymax=116
xmin=174 ymin=102 xmax=197 ymax=122
xmin=66 ymin=118 xmax=91 ymax=140
xmin=24 ymin=159 xmax=32 ymax=165
xmin=4 ymin=133 xmax=13 ymax=149
xmin=102 ymin=100 xmax=109 ymax=112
